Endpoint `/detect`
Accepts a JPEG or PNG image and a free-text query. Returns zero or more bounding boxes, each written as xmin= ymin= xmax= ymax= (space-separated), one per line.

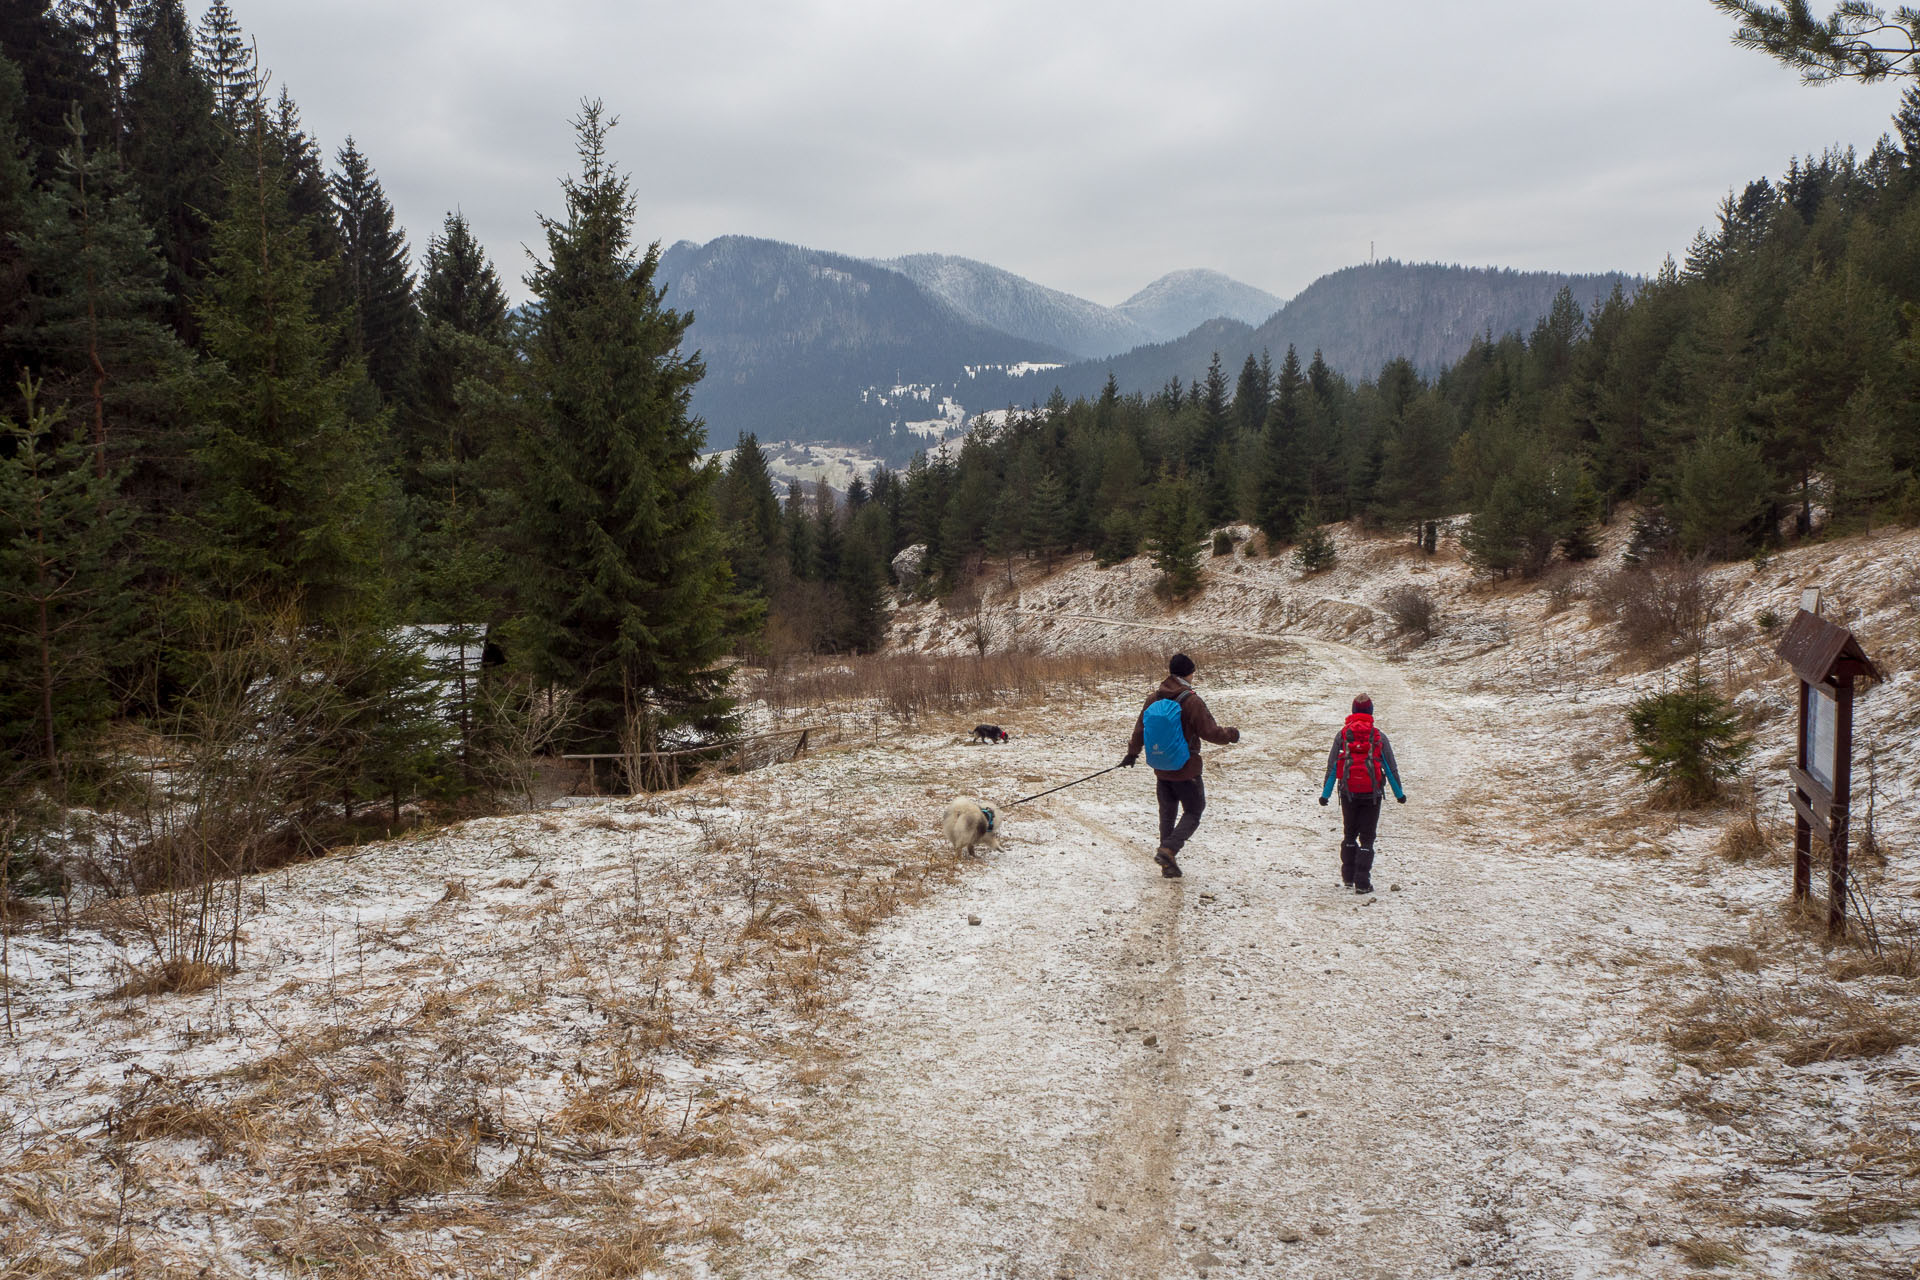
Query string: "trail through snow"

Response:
xmin=721 ymin=638 xmax=1703 ymax=1279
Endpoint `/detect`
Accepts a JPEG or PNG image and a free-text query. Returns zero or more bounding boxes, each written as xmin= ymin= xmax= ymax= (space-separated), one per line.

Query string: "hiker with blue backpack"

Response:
xmin=1120 ymin=654 xmax=1241 ymax=879
xmin=1318 ymin=692 xmax=1406 ymax=894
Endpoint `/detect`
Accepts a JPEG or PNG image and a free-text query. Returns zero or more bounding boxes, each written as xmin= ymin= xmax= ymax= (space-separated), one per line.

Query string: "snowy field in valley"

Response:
xmin=4 ymin=522 xmax=1917 ymax=1278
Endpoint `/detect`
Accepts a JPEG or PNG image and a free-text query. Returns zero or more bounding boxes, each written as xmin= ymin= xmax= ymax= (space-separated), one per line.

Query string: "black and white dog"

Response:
xmin=971 ymin=724 xmax=1010 ymax=743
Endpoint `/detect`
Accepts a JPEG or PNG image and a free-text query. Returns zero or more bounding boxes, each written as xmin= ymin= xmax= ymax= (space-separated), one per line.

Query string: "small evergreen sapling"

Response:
xmin=1292 ymin=523 xmax=1337 ymax=575
xmin=1627 ymin=667 xmax=1753 ymax=806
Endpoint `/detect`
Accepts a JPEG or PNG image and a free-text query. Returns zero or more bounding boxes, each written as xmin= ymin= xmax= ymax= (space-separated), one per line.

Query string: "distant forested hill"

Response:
xmin=661 ymin=237 xmax=1070 ymax=448
xmin=1039 ymin=261 xmax=1640 ymax=400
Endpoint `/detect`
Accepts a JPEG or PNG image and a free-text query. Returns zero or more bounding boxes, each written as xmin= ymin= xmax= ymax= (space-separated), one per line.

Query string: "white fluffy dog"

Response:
xmin=942 ymin=797 xmax=1003 ymax=857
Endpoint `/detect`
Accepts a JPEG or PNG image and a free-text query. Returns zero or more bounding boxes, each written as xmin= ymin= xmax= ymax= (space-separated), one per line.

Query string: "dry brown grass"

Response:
xmin=105 ymin=958 xmax=223 ymax=998
xmin=1671 ymin=1235 xmax=1747 ymax=1269
xmin=566 ymin=1222 xmax=666 ymax=1278
xmin=1668 ymin=979 xmax=1913 ymax=1069
xmin=299 ymin=1130 xmax=477 ymax=1201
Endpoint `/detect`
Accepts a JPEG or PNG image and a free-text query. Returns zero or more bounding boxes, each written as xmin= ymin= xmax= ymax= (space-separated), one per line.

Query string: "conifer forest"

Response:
xmin=5 ymin=0 xmax=1920 ymax=828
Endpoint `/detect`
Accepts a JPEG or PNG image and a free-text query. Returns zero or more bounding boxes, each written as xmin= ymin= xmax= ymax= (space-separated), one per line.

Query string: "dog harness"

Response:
xmin=979 ymin=804 xmax=997 ymax=833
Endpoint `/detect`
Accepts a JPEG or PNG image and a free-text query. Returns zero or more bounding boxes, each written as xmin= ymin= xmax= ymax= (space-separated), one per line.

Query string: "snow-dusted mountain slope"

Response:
xmin=881 ymin=253 xmax=1154 ymax=359
xmin=1115 ymin=267 xmax=1284 ymax=342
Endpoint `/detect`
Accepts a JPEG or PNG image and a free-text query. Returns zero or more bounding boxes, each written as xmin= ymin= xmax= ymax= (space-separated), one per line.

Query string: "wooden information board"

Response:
xmin=1775 ymin=600 xmax=1880 ymax=939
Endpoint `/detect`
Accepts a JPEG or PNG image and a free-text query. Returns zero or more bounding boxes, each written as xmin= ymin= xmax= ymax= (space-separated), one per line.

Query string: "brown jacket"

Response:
xmin=1126 ymin=676 xmax=1239 ymax=781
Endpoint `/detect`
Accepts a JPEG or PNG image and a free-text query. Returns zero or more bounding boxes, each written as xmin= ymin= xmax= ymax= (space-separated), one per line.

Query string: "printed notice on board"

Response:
xmin=1807 ymin=684 xmax=1838 ymax=795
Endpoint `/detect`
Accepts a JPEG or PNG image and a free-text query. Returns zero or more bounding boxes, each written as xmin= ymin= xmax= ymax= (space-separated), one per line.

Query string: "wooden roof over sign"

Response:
xmin=1777 ymin=609 xmax=1882 ymax=686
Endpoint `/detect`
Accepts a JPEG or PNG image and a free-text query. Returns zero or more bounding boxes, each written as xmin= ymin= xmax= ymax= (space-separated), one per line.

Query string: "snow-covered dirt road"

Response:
xmin=720 ymin=638 xmax=1721 ymax=1279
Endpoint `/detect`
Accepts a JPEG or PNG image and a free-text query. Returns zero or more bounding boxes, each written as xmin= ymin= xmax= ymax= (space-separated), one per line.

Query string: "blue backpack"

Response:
xmin=1141 ymin=692 xmax=1191 ymax=771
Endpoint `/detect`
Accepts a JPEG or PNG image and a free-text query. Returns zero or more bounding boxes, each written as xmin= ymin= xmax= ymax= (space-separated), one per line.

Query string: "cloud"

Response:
xmin=203 ymin=0 xmax=1907 ymax=304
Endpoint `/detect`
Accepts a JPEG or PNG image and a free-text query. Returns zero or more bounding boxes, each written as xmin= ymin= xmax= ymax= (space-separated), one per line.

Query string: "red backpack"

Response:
xmin=1342 ymin=712 xmax=1381 ymax=796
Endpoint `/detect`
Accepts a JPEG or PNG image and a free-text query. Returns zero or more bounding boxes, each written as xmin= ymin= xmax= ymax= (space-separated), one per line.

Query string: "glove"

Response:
xmin=1228 ymin=728 xmax=1242 ymax=743
xmin=1121 ymin=754 xmax=1138 ymax=768
xmin=1318 ymin=796 xmax=1328 ymax=807
xmin=1396 ymin=795 xmax=1406 ymax=804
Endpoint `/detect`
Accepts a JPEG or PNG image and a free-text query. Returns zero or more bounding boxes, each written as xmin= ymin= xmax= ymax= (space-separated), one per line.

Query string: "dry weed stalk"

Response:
xmin=751 ymin=646 xmax=1163 ymax=722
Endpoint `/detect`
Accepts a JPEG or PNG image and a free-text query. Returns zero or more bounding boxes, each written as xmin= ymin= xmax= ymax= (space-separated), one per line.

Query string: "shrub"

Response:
xmin=1211 ymin=530 xmax=1233 ymax=557
xmin=1292 ymin=526 xmax=1337 ymax=574
xmin=1628 ymin=668 xmax=1752 ymax=806
xmin=1381 ymin=585 xmax=1439 ymax=640
xmin=1590 ymin=555 xmax=1720 ymax=658
xmin=1756 ymin=608 xmax=1781 ymax=632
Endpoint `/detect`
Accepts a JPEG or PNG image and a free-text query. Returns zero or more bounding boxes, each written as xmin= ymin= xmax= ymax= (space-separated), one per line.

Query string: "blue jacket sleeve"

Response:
xmin=1379 ymin=734 xmax=1405 ymax=801
xmin=1320 ymin=731 xmax=1341 ymax=801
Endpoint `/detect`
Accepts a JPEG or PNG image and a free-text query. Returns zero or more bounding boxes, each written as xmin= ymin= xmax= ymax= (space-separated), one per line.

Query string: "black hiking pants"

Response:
xmin=1156 ymin=777 xmax=1206 ymax=856
xmin=1340 ymin=793 xmax=1381 ymax=887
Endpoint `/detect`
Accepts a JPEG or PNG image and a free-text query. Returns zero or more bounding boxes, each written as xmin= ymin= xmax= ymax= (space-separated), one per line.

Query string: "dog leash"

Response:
xmin=1009 ymin=764 xmax=1124 ymax=807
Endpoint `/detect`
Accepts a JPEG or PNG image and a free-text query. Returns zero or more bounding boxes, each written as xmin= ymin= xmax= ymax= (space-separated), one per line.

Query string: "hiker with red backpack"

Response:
xmin=1318 ymin=693 xmax=1406 ymax=894
xmin=1120 ymin=653 xmax=1241 ymax=879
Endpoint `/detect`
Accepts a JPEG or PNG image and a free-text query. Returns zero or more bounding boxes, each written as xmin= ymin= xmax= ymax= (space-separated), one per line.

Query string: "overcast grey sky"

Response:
xmin=193 ymin=0 xmax=1909 ymax=306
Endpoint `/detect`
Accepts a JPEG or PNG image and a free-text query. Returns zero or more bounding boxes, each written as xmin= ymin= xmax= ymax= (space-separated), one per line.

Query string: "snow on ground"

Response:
xmin=4 ymin=519 xmax=1918 ymax=1278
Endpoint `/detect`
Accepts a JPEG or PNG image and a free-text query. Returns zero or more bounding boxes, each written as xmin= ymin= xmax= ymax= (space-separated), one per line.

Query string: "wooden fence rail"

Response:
xmin=562 ymin=724 xmax=822 ymax=793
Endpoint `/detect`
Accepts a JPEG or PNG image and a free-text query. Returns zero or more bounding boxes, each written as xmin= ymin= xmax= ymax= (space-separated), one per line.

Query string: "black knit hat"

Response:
xmin=1353 ymin=693 xmax=1373 ymax=714
xmin=1169 ymin=653 xmax=1195 ymax=678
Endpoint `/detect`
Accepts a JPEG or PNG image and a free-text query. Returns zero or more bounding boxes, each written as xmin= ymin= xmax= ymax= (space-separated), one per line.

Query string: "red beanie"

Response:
xmin=1352 ymin=696 xmax=1373 ymax=714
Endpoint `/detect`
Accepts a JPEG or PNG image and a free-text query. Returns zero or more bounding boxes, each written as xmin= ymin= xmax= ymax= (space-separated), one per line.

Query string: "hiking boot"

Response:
xmin=1354 ymin=881 xmax=1373 ymax=895
xmin=1154 ymin=847 xmax=1182 ymax=878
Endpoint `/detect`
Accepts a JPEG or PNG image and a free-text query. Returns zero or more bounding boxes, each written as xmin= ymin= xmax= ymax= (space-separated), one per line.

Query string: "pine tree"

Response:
xmin=410 ymin=210 xmax=511 ymax=491
xmin=0 ymin=52 xmax=38 ymax=375
xmin=193 ymin=0 xmax=255 ymax=125
xmin=513 ymin=101 xmax=742 ymax=757
xmin=1669 ymin=429 xmax=1775 ymax=557
xmin=1145 ymin=472 xmax=1206 ymax=599
xmin=0 ymin=2 xmax=109 ymax=181
xmin=716 ymin=433 xmax=784 ymax=599
xmin=1233 ymin=352 xmax=1265 ymax=437
xmin=0 ymin=381 xmax=134 ymax=783
xmin=1024 ymin=467 xmax=1070 ymax=572
xmin=8 ymin=105 xmax=190 ymax=495
xmin=191 ymin=119 xmax=385 ymax=620
xmin=332 ymin=137 xmax=420 ymax=404
xmin=836 ymin=537 xmax=886 ymax=653
xmin=811 ymin=480 xmax=842 ymax=582
xmin=1826 ymin=383 xmax=1904 ymax=531
xmin=1255 ymin=344 xmax=1308 ymax=541
xmin=124 ymin=0 xmax=224 ymax=343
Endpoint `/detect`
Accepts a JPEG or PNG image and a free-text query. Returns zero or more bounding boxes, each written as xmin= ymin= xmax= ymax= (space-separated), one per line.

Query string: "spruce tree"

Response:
xmin=0 ymin=381 xmax=134 ymax=784
xmin=193 ymin=0 xmax=255 ymax=125
xmin=514 ymin=101 xmax=742 ymax=757
xmin=8 ymin=105 xmax=190 ymax=494
xmin=1145 ymin=472 xmax=1206 ymax=599
xmin=1255 ymin=344 xmax=1308 ymax=541
xmin=1233 ymin=352 xmax=1265 ymax=437
xmin=410 ymin=210 xmax=512 ymax=492
xmin=1826 ymin=383 xmax=1904 ymax=531
xmin=1024 ymin=467 xmax=1070 ymax=572
xmin=332 ymin=137 xmax=420 ymax=404
xmin=124 ymin=0 xmax=224 ymax=343
xmin=716 ymin=433 xmax=784 ymax=600
xmin=191 ymin=119 xmax=384 ymax=620
xmin=1670 ymin=429 xmax=1774 ymax=557
xmin=0 ymin=53 xmax=37 ymax=370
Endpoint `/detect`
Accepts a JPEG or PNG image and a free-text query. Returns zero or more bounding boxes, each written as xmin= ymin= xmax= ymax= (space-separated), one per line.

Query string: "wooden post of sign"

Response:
xmin=1830 ymin=669 xmax=1855 ymax=938
xmin=1793 ymin=672 xmax=1812 ymax=902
